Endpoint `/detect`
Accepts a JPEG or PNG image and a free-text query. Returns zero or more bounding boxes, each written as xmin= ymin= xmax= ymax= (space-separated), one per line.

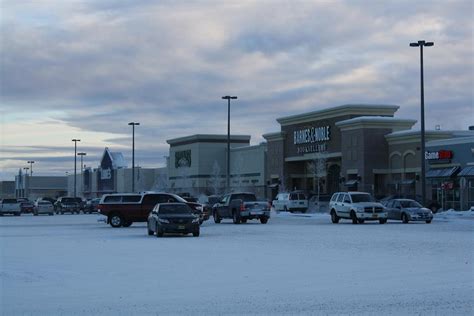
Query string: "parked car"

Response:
xmin=383 ymin=199 xmax=433 ymax=224
xmin=85 ymin=198 xmax=101 ymax=214
xmin=54 ymin=197 xmax=82 ymax=214
xmin=98 ymin=192 xmax=205 ymax=228
xmin=329 ymin=192 xmax=388 ymax=224
xmin=212 ymin=192 xmax=270 ymax=224
xmin=0 ymin=198 xmax=21 ymax=216
xmin=272 ymin=192 xmax=308 ymax=213
xmin=33 ymin=200 xmax=54 ymax=216
xmin=20 ymin=200 xmax=35 ymax=214
xmin=147 ymin=203 xmax=200 ymax=237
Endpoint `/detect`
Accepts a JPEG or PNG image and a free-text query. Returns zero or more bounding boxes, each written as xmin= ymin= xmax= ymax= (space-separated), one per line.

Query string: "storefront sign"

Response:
xmin=294 ymin=126 xmax=330 ymax=154
xmin=101 ymin=168 xmax=112 ymax=180
xmin=294 ymin=126 xmax=330 ymax=144
xmin=175 ymin=150 xmax=192 ymax=168
xmin=425 ymin=150 xmax=453 ymax=162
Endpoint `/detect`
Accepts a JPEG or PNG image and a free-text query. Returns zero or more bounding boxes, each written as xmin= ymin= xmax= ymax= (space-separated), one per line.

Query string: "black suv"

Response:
xmin=54 ymin=197 xmax=82 ymax=214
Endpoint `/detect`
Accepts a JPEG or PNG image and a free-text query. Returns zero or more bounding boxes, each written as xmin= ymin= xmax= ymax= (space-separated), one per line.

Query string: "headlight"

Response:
xmin=158 ymin=218 xmax=169 ymax=224
xmin=192 ymin=217 xmax=200 ymax=224
xmin=195 ymin=206 xmax=203 ymax=211
xmin=356 ymin=206 xmax=364 ymax=212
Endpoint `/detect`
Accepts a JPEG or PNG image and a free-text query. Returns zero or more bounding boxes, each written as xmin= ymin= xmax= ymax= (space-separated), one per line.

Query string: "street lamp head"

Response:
xmin=72 ymin=139 xmax=81 ymax=142
xmin=222 ymin=96 xmax=238 ymax=100
xmin=424 ymin=42 xmax=434 ymax=47
xmin=128 ymin=122 xmax=140 ymax=126
xmin=409 ymin=42 xmax=420 ymax=47
xmin=77 ymin=152 xmax=87 ymax=156
xmin=27 ymin=160 xmax=35 ymax=164
xmin=410 ymin=41 xmax=434 ymax=47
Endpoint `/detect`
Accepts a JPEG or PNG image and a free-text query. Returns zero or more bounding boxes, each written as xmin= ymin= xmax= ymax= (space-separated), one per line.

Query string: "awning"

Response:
xmin=344 ymin=180 xmax=358 ymax=186
xmin=458 ymin=166 xmax=474 ymax=177
xmin=426 ymin=166 xmax=460 ymax=178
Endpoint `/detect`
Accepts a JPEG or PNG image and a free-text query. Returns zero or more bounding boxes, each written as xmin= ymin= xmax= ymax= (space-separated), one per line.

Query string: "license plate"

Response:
xmin=178 ymin=225 xmax=185 ymax=230
xmin=372 ymin=214 xmax=378 ymax=218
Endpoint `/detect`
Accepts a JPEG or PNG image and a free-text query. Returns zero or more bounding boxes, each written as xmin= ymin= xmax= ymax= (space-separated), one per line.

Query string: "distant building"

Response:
xmin=14 ymin=169 xmax=67 ymax=200
xmin=0 ymin=181 xmax=15 ymax=198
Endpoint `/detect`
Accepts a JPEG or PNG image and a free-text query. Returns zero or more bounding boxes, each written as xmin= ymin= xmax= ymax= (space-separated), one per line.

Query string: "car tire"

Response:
xmin=193 ymin=230 xmax=200 ymax=237
xmin=156 ymin=226 xmax=163 ymax=237
xmin=34 ymin=212 xmax=38 ymax=216
xmin=379 ymin=218 xmax=387 ymax=224
xmin=109 ymin=214 xmax=123 ymax=228
xmin=147 ymin=223 xmax=154 ymax=236
xmin=213 ymin=210 xmax=221 ymax=224
xmin=260 ymin=217 xmax=268 ymax=224
xmin=284 ymin=206 xmax=288 ymax=212
xmin=232 ymin=211 xmax=241 ymax=224
xmin=426 ymin=220 xmax=432 ymax=224
xmin=122 ymin=221 xmax=132 ymax=227
xmin=15 ymin=212 xmax=21 ymax=216
xmin=330 ymin=210 xmax=340 ymax=224
xmin=358 ymin=219 xmax=365 ymax=224
xmin=241 ymin=218 xmax=247 ymax=223
xmin=49 ymin=213 xmax=54 ymax=216
xmin=351 ymin=211 xmax=358 ymax=224
xmin=402 ymin=213 xmax=409 ymax=224
xmin=301 ymin=208 xmax=307 ymax=214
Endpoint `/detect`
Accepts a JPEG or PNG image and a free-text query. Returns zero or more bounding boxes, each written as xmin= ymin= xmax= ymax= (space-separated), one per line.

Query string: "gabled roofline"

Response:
xmin=276 ymin=104 xmax=399 ymax=126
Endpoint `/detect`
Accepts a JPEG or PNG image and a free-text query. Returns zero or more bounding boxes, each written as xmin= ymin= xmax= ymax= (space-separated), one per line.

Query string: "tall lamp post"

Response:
xmin=72 ymin=139 xmax=81 ymax=197
xmin=128 ymin=122 xmax=140 ymax=192
xmin=410 ymin=40 xmax=434 ymax=207
xmin=222 ymin=96 xmax=238 ymax=192
xmin=77 ymin=153 xmax=86 ymax=196
xmin=23 ymin=167 xmax=29 ymax=198
xmin=27 ymin=161 xmax=35 ymax=176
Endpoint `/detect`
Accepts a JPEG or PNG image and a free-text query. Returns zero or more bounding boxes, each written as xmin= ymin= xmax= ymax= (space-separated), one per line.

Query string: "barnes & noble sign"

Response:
xmin=294 ymin=126 xmax=330 ymax=154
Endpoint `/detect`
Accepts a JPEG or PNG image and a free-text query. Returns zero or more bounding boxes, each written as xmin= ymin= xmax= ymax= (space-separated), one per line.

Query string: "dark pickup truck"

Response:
xmin=98 ymin=192 xmax=206 ymax=228
xmin=212 ymin=192 xmax=270 ymax=224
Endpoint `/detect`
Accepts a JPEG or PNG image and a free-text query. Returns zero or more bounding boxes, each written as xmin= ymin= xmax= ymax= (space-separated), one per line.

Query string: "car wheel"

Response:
xmin=122 ymin=221 xmax=132 ymax=227
xmin=193 ymin=230 xmax=200 ymax=237
xmin=232 ymin=211 xmax=241 ymax=224
xmin=109 ymin=214 xmax=123 ymax=228
xmin=379 ymin=218 xmax=387 ymax=224
xmin=156 ymin=225 xmax=163 ymax=237
xmin=350 ymin=211 xmax=358 ymax=224
xmin=49 ymin=213 xmax=54 ymax=216
xmin=402 ymin=213 xmax=409 ymax=224
xmin=284 ymin=206 xmax=288 ymax=212
xmin=330 ymin=210 xmax=340 ymax=224
xmin=260 ymin=217 xmax=268 ymax=224
xmin=15 ymin=212 xmax=21 ymax=216
xmin=34 ymin=212 xmax=38 ymax=216
xmin=426 ymin=220 xmax=432 ymax=224
xmin=358 ymin=219 xmax=365 ymax=224
xmin=147 ymin=223 xmax=154 ymax=236
xmin=213 ymin=210 xmax=221 ymax=224
xmin=241 ymin=218 xmax=247 ymax=223
xmin=301 ymin=208 xmax=307 ymax=214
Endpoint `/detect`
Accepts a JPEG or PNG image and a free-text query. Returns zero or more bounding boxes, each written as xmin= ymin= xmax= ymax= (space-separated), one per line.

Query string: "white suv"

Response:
xmin=272 ymin=192 xmax=308 ymax=213
xmin=329 ymin=192 xmax=387 ymax=224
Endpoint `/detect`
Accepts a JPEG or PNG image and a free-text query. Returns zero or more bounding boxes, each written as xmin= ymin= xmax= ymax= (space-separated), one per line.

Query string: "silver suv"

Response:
xmin=272 ymin=192 xmax=308 ymax=213
xmin=329 ymin=192 xmax=387 ymax=224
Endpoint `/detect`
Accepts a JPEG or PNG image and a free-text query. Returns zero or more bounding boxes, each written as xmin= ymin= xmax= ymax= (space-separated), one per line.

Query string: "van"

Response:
xmin=272 ymin=192 xmax=308 ymax=213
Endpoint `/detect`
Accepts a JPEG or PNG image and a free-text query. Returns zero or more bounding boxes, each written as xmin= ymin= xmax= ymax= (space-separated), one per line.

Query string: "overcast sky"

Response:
xmin=1 ymin=0 xmax=473 ymax=181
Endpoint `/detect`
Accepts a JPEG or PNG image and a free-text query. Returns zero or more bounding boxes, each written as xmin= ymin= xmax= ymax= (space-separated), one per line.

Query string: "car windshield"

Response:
xmin=159 ymin=204 xmax=192 ymax=215
xmin=39 ymin=201 xmax=51 ymax=205
xmin=232 ymin=194 xmax=256 ymax=202
xmin=62 ymin=198 xmax=78 ymax=203
xmin=399 ymin=200 xmax=422 ymax=208
xmin=350 ymin=194 xmax=374 ymax=203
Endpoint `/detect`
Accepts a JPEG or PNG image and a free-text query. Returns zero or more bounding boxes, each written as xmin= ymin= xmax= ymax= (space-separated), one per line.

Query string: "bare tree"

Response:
xmin=209 ymin=160 xmax=222 ymax=195
xmin=308 ymin=151 xmax=327 ymax=212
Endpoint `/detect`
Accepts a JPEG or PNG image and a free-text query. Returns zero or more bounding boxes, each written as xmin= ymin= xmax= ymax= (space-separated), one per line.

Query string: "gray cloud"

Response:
xmin=1 ymin=0 xmax=473 ymax=180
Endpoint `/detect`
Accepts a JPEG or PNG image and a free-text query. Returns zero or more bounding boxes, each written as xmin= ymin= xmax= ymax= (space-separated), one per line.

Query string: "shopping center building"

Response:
xmin=263 ymin=104 xmax=474 ymax=201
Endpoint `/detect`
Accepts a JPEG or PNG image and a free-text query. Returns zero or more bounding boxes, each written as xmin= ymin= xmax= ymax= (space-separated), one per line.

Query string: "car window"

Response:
xmin=143 ymin=194 xmax=176 ymax=205
xmin=331 ymin=194 xmax=338 ymax=202
xmin=2 ymin=199 xmax=17 ymax=203
xmin=400 ymin=200 xmax=422 ymax=208
xmin=343 ymin=194 xmax=351 ymax=203
xmin=122 ymin=195 xmax=142 ymax=203
xmin=298 ymin=194 xmax=306 ymax=200
xmin=350 ymin=194 xmax=374 ymax=203
xmin=39 ymin=201 xmax=51 ymax=205
xmin=289 ymin=193 xmax=297 ymax=200
xmin=231 ymin=194 xmax=256 ymax=202
xmin=386 ymin=201 xmax=393 ymax=208
xmin=220 ymin=195 xmax=229 ymax=204
xmin=336 ymin=194 xmax=344 ymax=203
xmin=158 ymin=204 xmax=192 ymax=215
xmin=104 ymin=195 xmax=122 ymax=203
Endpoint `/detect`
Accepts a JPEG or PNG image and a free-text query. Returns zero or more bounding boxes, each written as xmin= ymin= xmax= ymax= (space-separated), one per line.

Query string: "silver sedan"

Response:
xmin=384 ymin=199 xmax=433 ymax=224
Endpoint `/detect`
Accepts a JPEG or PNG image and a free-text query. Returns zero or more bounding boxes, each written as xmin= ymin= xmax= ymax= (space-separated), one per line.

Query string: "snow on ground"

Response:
xmin=1 ymin=211 xmax=473 ymax=315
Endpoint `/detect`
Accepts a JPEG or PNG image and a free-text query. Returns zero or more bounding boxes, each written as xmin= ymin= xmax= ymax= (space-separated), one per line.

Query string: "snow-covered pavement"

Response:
xmin=1 ymin=212 xmax=473 ymax=315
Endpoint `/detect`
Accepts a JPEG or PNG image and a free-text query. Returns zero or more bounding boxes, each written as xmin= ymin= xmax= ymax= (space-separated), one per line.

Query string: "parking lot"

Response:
xmin=1 ymin=212 xmax=473 ymax=315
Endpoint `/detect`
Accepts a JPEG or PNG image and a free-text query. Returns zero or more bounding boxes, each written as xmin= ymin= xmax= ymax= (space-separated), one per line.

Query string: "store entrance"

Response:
xmin=327 ymin=164 xmax=341 ymax=195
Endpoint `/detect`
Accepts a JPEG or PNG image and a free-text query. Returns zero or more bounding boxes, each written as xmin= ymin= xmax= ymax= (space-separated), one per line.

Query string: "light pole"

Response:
xmin=222 ymin=96 xmax=237 ymax=192
xmin=77 ymin=153 xmax=86 ymax=196
xmin=72 ymin=139 xmax=81 ymax=197
xmin=27 ymin=161 xmax=35 ymax=176
xmin=128 ymin=122 xmax=140 ymax=192
xmin=23 ymin=167 xmax=29 ymax=198
xmin=410 ymin=40 xmax=434 ymax=207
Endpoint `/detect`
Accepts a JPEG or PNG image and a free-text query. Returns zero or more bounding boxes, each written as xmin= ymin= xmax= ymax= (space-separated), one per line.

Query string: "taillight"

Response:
xmin=240 ymin=203 xmax=246 ymax=212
